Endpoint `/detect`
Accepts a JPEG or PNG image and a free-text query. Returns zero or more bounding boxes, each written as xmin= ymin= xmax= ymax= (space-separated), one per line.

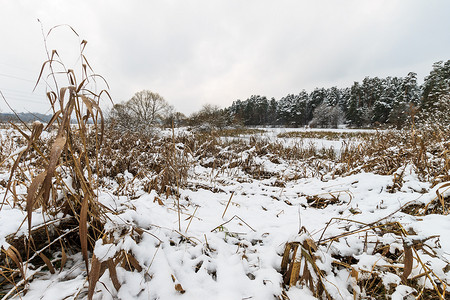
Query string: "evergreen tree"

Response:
xmin=325 ymin=87 xmax=343 ymax=107
xmin=296 ymin=91 xmax=310 ymax=126
xmin=277 ymin=94 xmax=297 ymax=125
xmin=228 ymin=100 xmax=244 ymax=126
xmin=421 ymin=60 xmax=450 ymax=111
xmin=224 ymin=60 xmax=449 ymax=129
xmin=346 ymin=82 xmax=363 ymax=127
xmin=267 ymin=98 xmax=278 ymax=125
xmin=308 ymin=88 xmax=326 ymax=123
xmin=388 ymin=72 xmax=420 ymax=128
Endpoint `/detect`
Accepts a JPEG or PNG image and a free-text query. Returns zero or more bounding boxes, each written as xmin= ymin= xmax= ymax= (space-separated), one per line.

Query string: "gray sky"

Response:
xmin=1 ymin=0 xmax=449 ymax=115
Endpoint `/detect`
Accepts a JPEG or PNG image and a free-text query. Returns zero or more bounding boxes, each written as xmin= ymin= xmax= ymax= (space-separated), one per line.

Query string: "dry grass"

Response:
xmin=339 ymin=129 xmax=450 ymax=185
xmin=281 ymin=219 xmax=449 ymax=299
xmin=96 ymin=127 xmax=191 ymax=195
xmin=1 ymin=115 xmax=449 ymax=298
xmin=0 ymin=26 xmax=111 ymax=299
xmin=277 ymin=130 xmax=375 ymax=140
xmin=215 ymin=128 xmax=266 ymax=137
xmin=401 ymin=183 xmax=450 ymax=216
xmin=0 ymin=26 xmax=449 ymax=300
xmin=0 ymin=27 xmax=196 ymax=298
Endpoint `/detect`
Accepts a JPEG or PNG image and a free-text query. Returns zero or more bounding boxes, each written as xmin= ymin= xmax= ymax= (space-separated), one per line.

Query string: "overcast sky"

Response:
xmin=1 ymin=0 xmax=449 ymax=115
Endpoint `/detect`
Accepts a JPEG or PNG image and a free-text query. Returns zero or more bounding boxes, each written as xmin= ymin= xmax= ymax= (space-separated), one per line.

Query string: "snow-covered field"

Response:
xmin=1 ymin=126 xmax=449 ymax=299
xmin=220 ymin=127 xmax=380 ymax=154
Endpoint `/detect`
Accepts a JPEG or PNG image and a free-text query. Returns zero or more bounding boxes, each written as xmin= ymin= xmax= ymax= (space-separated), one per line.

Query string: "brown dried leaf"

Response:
xmin=47 ymin=24 xmax=79 ymax=39
xmin=46 ymin=91 xmax=57 ymax=106
xmin=29 ymin=121 xmax=43 ymax=143
xmin=76 ymin=78 xmax=88 ymax=93
xmin=290 ymin=261 xmax=301 ymax=287
xmin=436 ymin=182 xmax=450 ymax=213
xmin=154 ymin=196 xmax=164 ymax=206
xmin=80 ymin=194 xmax=89 ymax=276
xmin=6 ymin=245 xmax=23 ymax=265
xmin=5 ymin=246 xmax=25 ymax=279
xmin=88 ymin=255 xmax=104 ymax=300
xmin=134 ymin=228 xmax=144 ymax=236
xmin=42 ymin=136 xmax=67 ymax=207
xmin=305 ymin=238 xmax=317 ymax=252
xmin=60 ymin=245 xmax=67 ymax=272
xmin=402 ymin=244 xmax=413 ymax=283
xmin=126 ymin=252 xmax=143 ymax=272
xmin=57 ymin=95 xmax=75 ymax=136
xmin=300 ymin=263 xmax=314 ymax=292
xmin=175 ymin=283 xmax=185 ymax=294
xmin=107 ymin=258 xmax=121 ymax=291
xmin=68 ymin=69 xmax=76 ymax=86
xmin=299 ymin=261 xmax=310 ymax=282
xmin=351 ymin=267 xmax=359 ymax=281
xmin=44 ymin=110 xmax=61 ymax=131
xmin=33 ymin=59 xmax=55 ymax=92
xmin=80 ymin=95 xmax=104 ymax=145
xmin=26 ymin=171 xmax=47 ymax=237
xmin=281 ymin=242 xmax=293 ymax=274
xmin=284 ymin=244 xmax=299 ymax=286
xmin=39 ymin=252 xmax=55 ymax=274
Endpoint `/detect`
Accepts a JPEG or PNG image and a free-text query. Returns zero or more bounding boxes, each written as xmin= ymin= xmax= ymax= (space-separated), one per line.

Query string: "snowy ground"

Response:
xmin=220 ymin=127 xmax=380 ymax=154
xmin=1 ymin=127 xmax=449 ymax=299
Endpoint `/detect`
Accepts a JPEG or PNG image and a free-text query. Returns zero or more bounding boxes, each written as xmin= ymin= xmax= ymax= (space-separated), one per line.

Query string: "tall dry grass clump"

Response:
xmin=0 ymin=25 xmax=110 ymax=298
xmin=97 ymin=127 xmax=191 ymax=195
xmin=339 ymin=128 xmax=450 ymax=186
xmin=280 ymin=221 xmax=449 ymax=299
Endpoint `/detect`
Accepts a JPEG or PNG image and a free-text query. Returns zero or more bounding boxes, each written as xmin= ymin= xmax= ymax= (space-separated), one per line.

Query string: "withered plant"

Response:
xmin=0 ymin=25 xmax=110 ymax=298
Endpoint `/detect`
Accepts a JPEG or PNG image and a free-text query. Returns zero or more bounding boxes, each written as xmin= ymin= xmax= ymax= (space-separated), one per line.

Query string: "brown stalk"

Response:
xmin=221 ymin=191 xmax=235 ymax=219
xmin=80 ymin=194 xmax=89 ymax=276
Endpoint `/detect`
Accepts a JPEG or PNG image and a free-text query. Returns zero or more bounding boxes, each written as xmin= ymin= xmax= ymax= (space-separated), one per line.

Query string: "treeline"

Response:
xmin=211 ymin=60 xmax=449 ymax=128
xmin=0 ymin=112 xmax=53 ymax=123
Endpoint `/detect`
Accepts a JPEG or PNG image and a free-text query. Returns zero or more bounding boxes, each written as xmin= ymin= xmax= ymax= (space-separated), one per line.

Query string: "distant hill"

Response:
xmin=0 ymin=112 xmax=53 ymax=123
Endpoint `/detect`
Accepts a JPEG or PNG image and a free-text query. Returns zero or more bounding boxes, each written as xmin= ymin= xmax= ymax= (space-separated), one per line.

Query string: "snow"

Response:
xmin=1 ymin=126 xmax=449 ymax=299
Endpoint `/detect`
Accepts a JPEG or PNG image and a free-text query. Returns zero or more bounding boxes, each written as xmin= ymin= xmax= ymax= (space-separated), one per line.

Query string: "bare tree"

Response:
xmin=109 ymin=103 xmax=133 ymax=129
xmin=126 ymin=90 xmax=171 ymax=125
xmin=188 ymin=104 xmax=226 ymax=129
xmin=163 ymin=110 xmax=187 ymax=128
xmin=109 ymin=90 xmax=173 ymax=132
